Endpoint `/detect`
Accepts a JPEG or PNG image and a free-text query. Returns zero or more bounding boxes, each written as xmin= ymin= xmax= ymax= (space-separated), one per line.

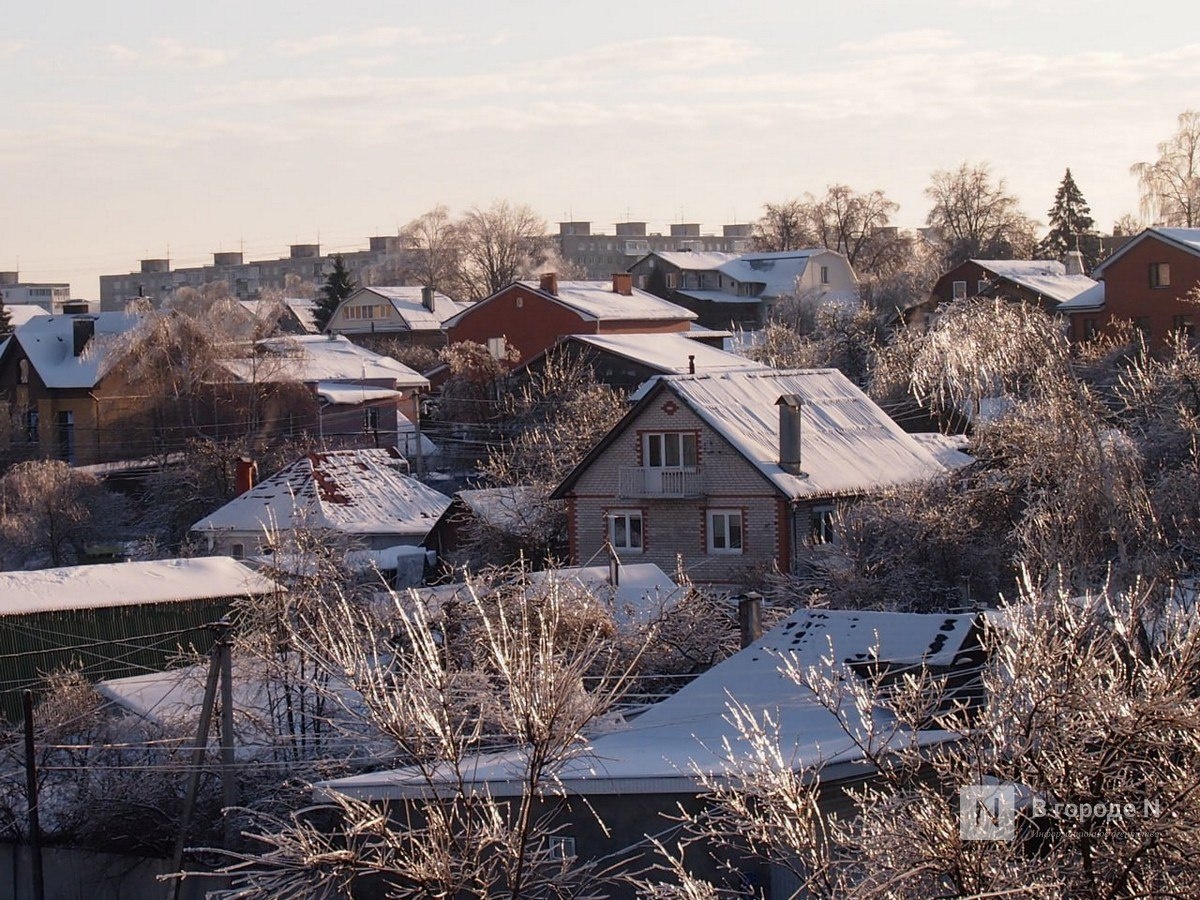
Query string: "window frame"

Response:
xmin=1150 ymin=262 xmax=1171 ymax=288
xmin=608 ymin=509 xmax=644 ymax=554
xmin=810 ymin=505 xmax=835 ymax=546
xmin=643 ymin=432 xmax=698 ymax=470
xmin=952 ymin=280 xmax=968 ymax=300
xmin=706 ymin=508 xmax=744 ymax=555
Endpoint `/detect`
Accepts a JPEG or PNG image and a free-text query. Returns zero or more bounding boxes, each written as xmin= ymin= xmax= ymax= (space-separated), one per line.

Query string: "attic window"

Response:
xmin=952 ymin=280 xmax=968 ymax=300
xmin=18 ymin=359 xmax=28 ymax=384
xmin=820 ymin=265 xmax=830 ymax=285
xmin=1150 ymin=263 xmax=1171 ymax=288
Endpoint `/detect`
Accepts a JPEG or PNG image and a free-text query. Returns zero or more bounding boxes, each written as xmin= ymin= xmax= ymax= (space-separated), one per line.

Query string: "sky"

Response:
xmin=3 ymin=0 xmax=1199 ymax=300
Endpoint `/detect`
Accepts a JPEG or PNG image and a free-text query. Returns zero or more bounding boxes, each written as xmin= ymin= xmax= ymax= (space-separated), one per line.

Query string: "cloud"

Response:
xmin=836 ymin=29 xmax=963 ymax=56
xmin=272 ymin=26 xmax=459 ymax=57
xmin=103 ymin=37 xmax=235 ymax=69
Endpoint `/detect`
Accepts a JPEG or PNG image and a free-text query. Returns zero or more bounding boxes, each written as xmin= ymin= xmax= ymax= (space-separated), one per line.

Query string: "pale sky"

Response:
xmin=3 ymin=0 xmax=1198 ymax=300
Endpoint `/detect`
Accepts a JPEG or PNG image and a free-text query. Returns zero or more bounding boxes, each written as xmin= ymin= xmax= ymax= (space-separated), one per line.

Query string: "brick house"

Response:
xmin=550 ymin=369 xmax=958 ymax=587
xmin=1059 ymin=228 xmax=1200 ymax=350
xmin=442 ymin=274 xmax=697 ymax=368
xmin=923 ymin=256 xmax=1097 ymax=320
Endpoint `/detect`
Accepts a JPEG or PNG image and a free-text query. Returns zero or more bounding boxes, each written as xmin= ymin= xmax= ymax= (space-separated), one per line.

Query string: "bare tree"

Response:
xmin=1131 ymin=109 xmax=1200 ymax=227
xmin=193 ymin=567 xmax=643 ymax=898
xmin=0 ymin=460 xmax=127 ymax=568
xmin=400 ymin=204 xmax=463 ymax=295
xmin=924 ymin=162 xmax=1038 ymax=266
xmin=455 ymin=201 xmax=552 ymax=301
xmin=751 ymin=199 xmax=810 ymax=252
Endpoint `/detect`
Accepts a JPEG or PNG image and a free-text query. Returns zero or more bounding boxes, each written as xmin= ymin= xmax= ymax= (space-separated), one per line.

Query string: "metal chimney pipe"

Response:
xmin=739 ymin=592 xmax=763 ymax=648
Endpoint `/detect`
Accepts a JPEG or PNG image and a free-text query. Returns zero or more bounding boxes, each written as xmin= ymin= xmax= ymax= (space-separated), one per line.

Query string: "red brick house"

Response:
xmin=550 ymin=368 xmax=962 ymax=587
xmin=442 ymin=274 xmax=697 ymax=367
xmin=925 ymin=257 xmax=1097 ymax=318
xmin=1060 ymin=228 xmax=1200 ymax=350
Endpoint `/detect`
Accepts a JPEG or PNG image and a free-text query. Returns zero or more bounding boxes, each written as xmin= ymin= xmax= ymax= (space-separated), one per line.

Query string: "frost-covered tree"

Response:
xmin=0 ymin=460 xmax=127 ymax=568
xmin=1131 ymin=109 xmax=1200 ymax=227
xmin=751 ymin=199 xmax=809 ymax=252
xmin=313 ymin=254 xmax=356 ymax=331
xmin=399 ymin=204 xmax=462 ymax=295
xmin=924 ymin=162 xmax=1038 ymax=266
xmin=0 ymin=298 xmax=12 ymax=338
xmin=1038 ymin=168 xmax=1100 ymax=270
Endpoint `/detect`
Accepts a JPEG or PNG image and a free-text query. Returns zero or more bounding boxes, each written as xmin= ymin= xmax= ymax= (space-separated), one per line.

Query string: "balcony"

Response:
xmin=618 ymin=467 xmax=704 ymax=499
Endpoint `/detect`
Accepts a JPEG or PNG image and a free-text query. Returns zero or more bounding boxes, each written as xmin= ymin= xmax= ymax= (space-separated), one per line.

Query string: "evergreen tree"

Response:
xmin=1039 ymin=168 xmax=1100 ymax=270
xmin=314 ymin=255 xmax=356 ymax=331
xmin=0 ymin=299 xmax=11 ymax=338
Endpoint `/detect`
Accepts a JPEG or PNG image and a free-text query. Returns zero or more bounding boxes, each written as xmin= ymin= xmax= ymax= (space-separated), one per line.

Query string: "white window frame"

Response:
xmin=644 ymin=432 xmax=698 ymax=470
xmin=952 ymin=280 xmax=968 ymax=300
xmin=487 ymin=336 xmax=507 ymax=359
xmin=820 ymin=265 xmax=830 ymax=285
xmin=665 ymin=272 xmax=677 ymax=290
xmin=707 ymin=509 xmax=743 ymax=554
xmin=608 ymin=510 xmax=644 ymax=553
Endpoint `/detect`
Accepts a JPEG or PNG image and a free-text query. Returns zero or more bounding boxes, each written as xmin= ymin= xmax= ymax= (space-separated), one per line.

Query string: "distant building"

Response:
xmin=926 ymin=256 xmax=1097 ymax=320
xmin=556 ymin=221 xmax=753 ymax=279
xmin=98 ymin=236 xmax=404 ymax=311
xmin=326 ymin=285 xmax=465 ymax=347
xmin=0 ymin=271 xmax=72 ymax=314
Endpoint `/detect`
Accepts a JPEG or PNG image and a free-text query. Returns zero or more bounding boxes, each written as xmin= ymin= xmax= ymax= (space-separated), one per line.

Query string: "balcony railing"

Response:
xmin=618 ymin=467 xmax=704 ymax=499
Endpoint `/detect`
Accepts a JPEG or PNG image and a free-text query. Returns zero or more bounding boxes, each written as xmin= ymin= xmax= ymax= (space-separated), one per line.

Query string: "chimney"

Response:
xmin=235 ymin=457 xmax=258 ymax=495
xmin=776 ymin=394 xmax=804 ymax=474
xmin=539 ymin=272 xmax=559 ymax=296
xmin=421 ymin=286 xmax=436 ymax=312
xmin=688 ymin=354 xmax=695 ymax=375
xmin=738 ymin=592 xmax=763 ymax=648
xmin=72 ymin=318 xmax=96 ymax=357
xmin=607 ymin=544 xmax=620 ymax=587
xmin=1063 ymin=250 xmax=1085 ymax=277
xmin=612 ymin=272 xmax=633 ymax=296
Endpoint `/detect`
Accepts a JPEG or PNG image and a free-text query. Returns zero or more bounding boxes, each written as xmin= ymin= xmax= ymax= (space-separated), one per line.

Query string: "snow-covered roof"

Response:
xmin=565 ymin=333 xmax=770 ymax=377
xmin=349 ymin=286 xmax=466 ymax=330
xmin=283 ymin=297 xmax=319 ymax=333
xmin=1093 ymin=227 xmax=1200 ymax=276
xmin=13 ymin=311 xmax=144 ymax=389
xmin=219 ymin=335 xmax=428 ymax=389
xmin=909 ymin=432 xmax=974 ymax=470
xmin=527 ymin=563 xmax=683 ymax=625
xmin=454 ymin=486 xmax=549 ymax=531
xmin=318 ymin=607 xmax=979 ymax=799
xmin=519 ymin=280 xmax=697 ymax=322
xmin=316 ymin=382 xmax=402 ymax=405
xmin=0 ymin=557 xmax=279 ymax=616
xmin=1057 ymin=280 xmax=1106 ymax=312
xmin=971 ymin=259 xmax=1097 ymax=304
xmin=4 ymin=304 xmax=50 ymax=329
xmin=1154 ymin=227 xmax=1200 ymax=254
xmin=674 ymin=289 xmax=762 ymax=305
xmin=718 ymin=251 xmax=823 ymax=297
xmin=572 ymin=369 xmax=952 ymax=502
xmin=651 ymin=250 xmax=740 ymax=271
xmin=191 ymin=448 xmax=451 ymax=538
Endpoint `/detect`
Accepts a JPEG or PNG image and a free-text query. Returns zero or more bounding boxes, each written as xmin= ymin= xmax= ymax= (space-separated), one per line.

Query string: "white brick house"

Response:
xmin=550 ymin=369 xmax=962 ymax=587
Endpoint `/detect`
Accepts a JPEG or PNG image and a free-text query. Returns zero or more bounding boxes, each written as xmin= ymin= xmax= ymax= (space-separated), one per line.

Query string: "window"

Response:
xmin=24 ymin=408 xmax=37 ymax=443
xmin=608 ymin=510 xmax=643 ymax=553
xmin=548 ymin=836 xmax=576 ymax=860
xmin=978 ymin=280 xmax=990 ymax=295
xmin=663 ymin=271 xmax=676 ymax=289
xmin=363 ymin=407 xmax=380 ymax=433
xmin=707 ymin=509 xmax=743 ymax=554
xmin=18 ymin=359 xmax=27 ymax=385
xmin=820 ymin=265 xmax=830 ymax=285
xmin=645 ymin=432 xmax=697 ymax=469
xmin=231 ymin=543 xmax=245 ymax=560
xmin=811 ymin=506 xmax=835 ymax=545
xmin=1083 ymin=317 xmax=1099 ymax=339
xmin=487 ymin=336 xmax=507 ymax=359
xmin=952 ymin=280 xmax=967 ymax=300
xmin=1150 ymin=262 xmax=1171 ymax=288
xmin=1174 ymin=314 xmax=1195 ymax=337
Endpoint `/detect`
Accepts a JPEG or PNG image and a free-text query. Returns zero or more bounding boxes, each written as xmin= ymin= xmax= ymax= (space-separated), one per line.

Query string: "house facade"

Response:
xmin=443 ymin=274 xmax=697 ymax=368
xmin=628 ymin=249 xmax=859 ymax=331
xmin=1059 ymin=228 xmax=1200 ymax=350
xmin=326 ymin=285 xmax=464 ymax=348
xmin=927 ymin=256 xmax=1097 ymax=318
xmin=551 ymin=369 xmax=956 ymax=587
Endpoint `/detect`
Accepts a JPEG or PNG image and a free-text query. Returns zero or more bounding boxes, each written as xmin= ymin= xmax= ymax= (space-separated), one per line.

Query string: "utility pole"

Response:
xmin=170 ymin=619 xmax=234 ymax=900
xmin=23 ymin=690 xmax=44 ymax=900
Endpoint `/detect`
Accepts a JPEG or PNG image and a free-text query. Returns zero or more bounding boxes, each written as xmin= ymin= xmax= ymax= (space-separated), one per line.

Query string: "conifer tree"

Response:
xmin=0 ymin=299 xmax=12 ymax=338
xmin=314 ymin=255 xmax=356 ymax=331
xmin=1039 ymin=168 xmax=1100 ymax=270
